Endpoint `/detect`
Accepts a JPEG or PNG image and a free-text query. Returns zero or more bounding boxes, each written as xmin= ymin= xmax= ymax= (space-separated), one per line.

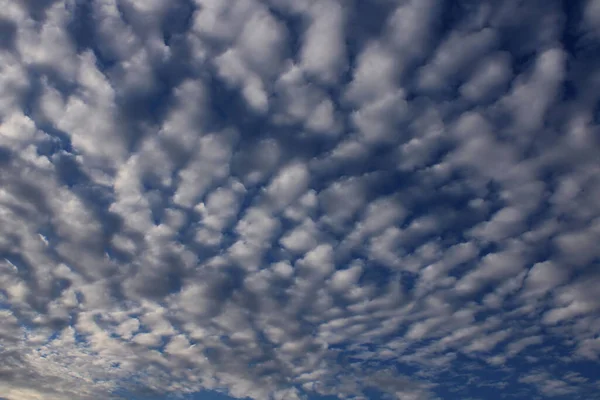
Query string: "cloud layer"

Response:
xmin=1 ymin=1 xmax=600 ymax=399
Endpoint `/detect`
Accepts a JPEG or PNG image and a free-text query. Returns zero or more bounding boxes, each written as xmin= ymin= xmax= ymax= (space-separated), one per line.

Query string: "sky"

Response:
xmin=0 ymin=0 xmax=600 ymax=399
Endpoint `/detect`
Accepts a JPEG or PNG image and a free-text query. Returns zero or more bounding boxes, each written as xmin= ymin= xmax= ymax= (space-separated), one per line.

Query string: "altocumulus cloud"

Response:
xmin=1 ymin=1 xmax=600 ymax=399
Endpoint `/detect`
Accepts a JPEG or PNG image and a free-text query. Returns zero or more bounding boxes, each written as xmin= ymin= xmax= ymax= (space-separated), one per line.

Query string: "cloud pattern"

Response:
xmin=1 ymin=1 xmax=600 ymax=399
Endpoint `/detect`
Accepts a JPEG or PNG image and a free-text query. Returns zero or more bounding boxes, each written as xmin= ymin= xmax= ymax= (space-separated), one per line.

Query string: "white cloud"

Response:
xmin=280 ymin=218 xmax=320 ymax=254
xmin=460 ymin=51 xmax=512 ymax=102
xmin=417 ymin=28 xmax=499 ymax=93
xmin=500 ymin=47 xmax=567 ymax=134
xmin=265 ymin=162 xmax=311 ymax=210
xmin=521 ymin=261 xmax=569 ymax=297
xmin=1 ymin=1 xmax=600 ymax=400
xmin=299 ymin=0 xmax=346 ymax=84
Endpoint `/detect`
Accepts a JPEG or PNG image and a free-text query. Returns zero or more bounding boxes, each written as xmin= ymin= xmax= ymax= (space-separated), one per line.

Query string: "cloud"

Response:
xmin=299 ymin=0 xmax=346 ymax=84
xmin=1 ymin=1 xmax=600 ymax=400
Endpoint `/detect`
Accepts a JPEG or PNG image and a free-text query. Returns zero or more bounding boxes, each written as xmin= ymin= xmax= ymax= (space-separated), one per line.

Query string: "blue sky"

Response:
xmin=1 ymin=0 xmax=600 ymax=399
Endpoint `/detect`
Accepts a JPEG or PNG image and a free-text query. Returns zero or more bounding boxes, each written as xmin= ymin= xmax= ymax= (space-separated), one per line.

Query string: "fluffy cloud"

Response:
xmin=1 ymin=1 xmax=600 ymax=400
